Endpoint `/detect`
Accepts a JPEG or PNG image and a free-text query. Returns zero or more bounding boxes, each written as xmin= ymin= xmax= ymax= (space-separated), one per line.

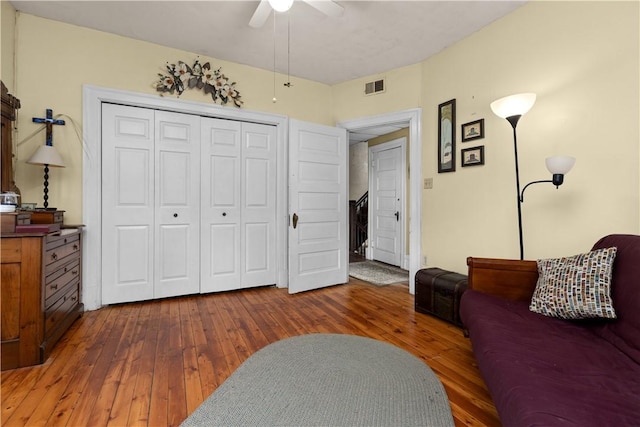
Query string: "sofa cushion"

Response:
xmin=590 ymin=234 xmax=640 ymax=364
xmin=461 ymin=289 xmax=640 ymax=427
xmin=529 ymin=246 xmax=617 ymax=320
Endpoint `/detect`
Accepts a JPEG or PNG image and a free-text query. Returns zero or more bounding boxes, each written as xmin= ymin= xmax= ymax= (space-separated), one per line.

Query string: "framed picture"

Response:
xmin=461 ymin=119 xmax=484 ymax=142
xmin=437 ymin=99 xmax=456 ymax=173
xmin=461 ymin=146 xmax=484 ymax=167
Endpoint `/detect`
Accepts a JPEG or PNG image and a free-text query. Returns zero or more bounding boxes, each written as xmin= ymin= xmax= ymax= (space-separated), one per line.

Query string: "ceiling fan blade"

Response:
xmin=303 ymin=0 xmax=344 ymax=17
xmin=249 ymin=0 xmax=273 ymax=28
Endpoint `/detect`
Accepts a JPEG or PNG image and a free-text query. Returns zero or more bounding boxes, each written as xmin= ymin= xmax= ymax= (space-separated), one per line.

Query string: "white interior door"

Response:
xmin=370 ymin=141 xmax=404 ymax=267
xmin=102 ymin=104 xmax=155 ymax=304
xmin=288 ymin=119 xmax=348 ymax=293
xmin=200 ymin=118 xmax=277 ymax=292
xmin=153 ymin=110 xmax=201 ymax=298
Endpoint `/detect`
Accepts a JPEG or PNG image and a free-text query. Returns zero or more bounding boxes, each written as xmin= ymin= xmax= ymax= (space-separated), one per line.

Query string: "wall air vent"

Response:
xmin=364 ymin=79 xmax=385 ymax=95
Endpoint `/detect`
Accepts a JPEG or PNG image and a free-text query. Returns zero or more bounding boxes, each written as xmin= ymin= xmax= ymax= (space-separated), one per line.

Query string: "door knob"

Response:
xmin=292 ymin=213 xmax=299 ymax=229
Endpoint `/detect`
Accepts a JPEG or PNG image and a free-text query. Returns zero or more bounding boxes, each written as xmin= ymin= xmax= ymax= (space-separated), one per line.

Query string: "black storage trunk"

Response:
xmin=415 ymin=268 xmax=468 ymax=327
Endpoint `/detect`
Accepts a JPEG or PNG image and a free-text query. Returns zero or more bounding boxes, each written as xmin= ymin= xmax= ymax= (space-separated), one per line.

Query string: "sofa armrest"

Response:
xmin=466 ymin=257 xmax=539 ymax=302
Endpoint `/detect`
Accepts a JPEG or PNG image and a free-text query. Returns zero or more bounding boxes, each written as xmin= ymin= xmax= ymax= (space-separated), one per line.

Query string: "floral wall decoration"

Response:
xmin=155 ymin=58 xmax=243 ymax=107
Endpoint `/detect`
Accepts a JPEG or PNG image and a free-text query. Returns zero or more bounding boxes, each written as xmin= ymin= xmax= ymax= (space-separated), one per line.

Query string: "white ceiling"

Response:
xmin=10 ymin=0 xmax=526 ymax=142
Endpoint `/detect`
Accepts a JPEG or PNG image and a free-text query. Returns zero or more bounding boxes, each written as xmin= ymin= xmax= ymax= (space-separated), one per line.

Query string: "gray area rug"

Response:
xmin=349 ymin=260 xmax=409 ymax=286
xmin=181 ymin=334 xmax=454 ymax=427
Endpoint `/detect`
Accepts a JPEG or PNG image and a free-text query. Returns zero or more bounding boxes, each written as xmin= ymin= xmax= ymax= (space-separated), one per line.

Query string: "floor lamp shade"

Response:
xmin=490 ymin=93 xmax=537 ymax=119
xmin=546 ymin=156 xmax=576 ymax=175
xmin=27 ymin=145 xmax=66 ymax=168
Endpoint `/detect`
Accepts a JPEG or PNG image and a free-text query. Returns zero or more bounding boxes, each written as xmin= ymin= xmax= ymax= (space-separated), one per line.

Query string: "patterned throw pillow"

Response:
xmin=529 ymin=247 xmax=618 ymax=320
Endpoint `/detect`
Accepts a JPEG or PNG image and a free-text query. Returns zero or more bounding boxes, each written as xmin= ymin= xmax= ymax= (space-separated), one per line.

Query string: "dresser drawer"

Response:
xmin=44 ymin=234 xmax=80 ymax=271
xmin=44 ymin=285 xmax=79 ymax=337
xmin=45 ymin=259 xmax=80 ymax=307
xmin=30 ymin=210 xmax=64 ymax=225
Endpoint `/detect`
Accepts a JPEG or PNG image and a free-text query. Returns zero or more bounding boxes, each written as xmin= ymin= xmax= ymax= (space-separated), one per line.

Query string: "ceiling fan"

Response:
xmin=249 ymin=0 xmax=344 ymax=28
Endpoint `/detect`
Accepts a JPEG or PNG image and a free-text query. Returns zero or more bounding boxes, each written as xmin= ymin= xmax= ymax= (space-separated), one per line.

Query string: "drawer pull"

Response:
xmin=72 ymin=270 xmax=78 ymax=275
xmin=71 ymin=296 xmax=77 ymax=302
xmin=51 ymin=253 xmax=58 ymax=261
xmin=51 ymin=284 xmax=58 ymax=290
xmin=73 ymin=244 xmax=79 ymax=251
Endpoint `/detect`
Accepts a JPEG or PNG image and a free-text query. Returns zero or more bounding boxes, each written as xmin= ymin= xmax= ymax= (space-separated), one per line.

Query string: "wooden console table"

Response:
xmin=1 ymin=228 xmax=84 ymax=370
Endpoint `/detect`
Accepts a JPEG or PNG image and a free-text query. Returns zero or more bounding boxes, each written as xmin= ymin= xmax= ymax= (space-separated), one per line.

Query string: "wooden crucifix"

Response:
xmin=32 ymin=108 xmax=65 ymax=146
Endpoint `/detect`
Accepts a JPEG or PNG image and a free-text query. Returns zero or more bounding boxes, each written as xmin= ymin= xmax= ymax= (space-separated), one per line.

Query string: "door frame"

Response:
xmin=368 ymin=138 xmax=406 ymax=268
xmin=337 ymin=109 xmax=421 ymax=294
xmin=82 ymin=85 xmax=288 ymax=310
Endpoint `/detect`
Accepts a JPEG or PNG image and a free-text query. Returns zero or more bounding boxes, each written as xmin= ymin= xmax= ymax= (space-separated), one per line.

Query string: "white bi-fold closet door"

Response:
xmin=101 ymin=104 xmax=276 ymax=305
xmin=200 ymin=117 xmax=277 ymax=293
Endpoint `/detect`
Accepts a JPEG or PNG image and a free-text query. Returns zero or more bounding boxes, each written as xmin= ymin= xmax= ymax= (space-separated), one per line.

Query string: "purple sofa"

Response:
xmin=460 ymin=234 xmax=640 ymax=426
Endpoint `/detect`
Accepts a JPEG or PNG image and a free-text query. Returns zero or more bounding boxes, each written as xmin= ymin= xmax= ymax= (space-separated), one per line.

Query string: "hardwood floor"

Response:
xmin=1 ymin=279 xmax=500 ymax=427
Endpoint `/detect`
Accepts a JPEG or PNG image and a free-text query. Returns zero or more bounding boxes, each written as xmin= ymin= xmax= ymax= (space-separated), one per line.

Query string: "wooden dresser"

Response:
xmin=1 ymin=228 xmax=84 ymax=370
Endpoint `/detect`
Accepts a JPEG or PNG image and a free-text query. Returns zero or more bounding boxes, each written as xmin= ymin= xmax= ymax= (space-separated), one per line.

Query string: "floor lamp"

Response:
xmin=490 ymin=93 xmax=575 ymax=260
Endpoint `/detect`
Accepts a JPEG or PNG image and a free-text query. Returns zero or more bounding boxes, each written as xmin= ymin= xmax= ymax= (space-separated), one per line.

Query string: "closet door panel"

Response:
xmin=201 ymin=118 xmax=242 ymax=292
xmin=102 ymin=104 xmax=155 ymax=304
xmin=154 ymin=111 xmax=201 ymax=298
xmin=245 ymin=222 xmax=269 ymax=272
xmin=115 ymin=225 xmax=151 ymax=285
xmin=242 ymin=123 xmax=277 ymax=287
xmin=209 ymin=223 xmax=239 ymax=277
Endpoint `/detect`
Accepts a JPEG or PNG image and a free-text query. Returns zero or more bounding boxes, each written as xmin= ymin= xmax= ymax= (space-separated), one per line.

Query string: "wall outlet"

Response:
xmin=424 ymin=178 xmax=433 ymax=189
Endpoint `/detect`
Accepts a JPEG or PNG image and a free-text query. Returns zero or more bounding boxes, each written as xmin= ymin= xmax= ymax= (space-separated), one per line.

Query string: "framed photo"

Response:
xmin=461 ymin=119 xmax=484 ymax=142
xmin=437 ymin=99 xmax=456 ymax=173
xmin=461 ymin=146 xmax=484 ymax=167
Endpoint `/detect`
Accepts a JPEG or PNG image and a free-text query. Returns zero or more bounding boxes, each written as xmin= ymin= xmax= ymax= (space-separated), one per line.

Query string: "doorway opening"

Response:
xmin=338 ymin=109 xmax=422 ymax=294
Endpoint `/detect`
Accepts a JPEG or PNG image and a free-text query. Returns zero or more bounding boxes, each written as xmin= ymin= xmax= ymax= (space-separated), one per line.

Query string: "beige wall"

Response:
xmin=11 ymin=13 xmax=334 ymax=224
xmin=333 ymin=1 xmax=639 ymax=273
xmin=349 ymin=142 xmax=368 ymax=201
xmin=5 ymin=2 xmax=639 ymax=276
xmin=420 ymin=1 xmax=639 ymax=272
xmin=332 ymin=63 xmax=422 ymax=122
xmin=1 ymin=1 xmax=16 ymax=91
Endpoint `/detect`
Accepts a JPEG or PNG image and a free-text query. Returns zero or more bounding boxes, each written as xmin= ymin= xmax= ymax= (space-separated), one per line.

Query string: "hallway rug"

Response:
xmin=181 ymin=334 xmax=454 ymax=427
xmin=349 ymin=260 xmax=409 ymax=286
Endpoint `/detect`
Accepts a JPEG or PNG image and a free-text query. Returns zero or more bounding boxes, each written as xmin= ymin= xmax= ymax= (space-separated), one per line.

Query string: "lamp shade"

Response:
xmin=490 ymin=93 xmax=537 ymax=119
xmin=268 ymin=0 xmax=294 ymax=12
xmin=545 ymin=156 xmax=576 ymax=174
xmin=27 ymin=145 xmax=65 ymax=167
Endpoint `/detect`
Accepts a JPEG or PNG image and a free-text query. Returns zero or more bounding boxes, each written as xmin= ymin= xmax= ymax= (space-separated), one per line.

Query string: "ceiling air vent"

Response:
xmin=364 ymin=79 xmax=385 ymax=95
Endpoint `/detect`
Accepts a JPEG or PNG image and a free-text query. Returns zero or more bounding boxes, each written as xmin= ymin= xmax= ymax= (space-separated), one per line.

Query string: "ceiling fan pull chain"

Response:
xmin=285 ymin=13 xmax=293 ymax=88
xmin=272 ymin=13 xmax=278 ymax=102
